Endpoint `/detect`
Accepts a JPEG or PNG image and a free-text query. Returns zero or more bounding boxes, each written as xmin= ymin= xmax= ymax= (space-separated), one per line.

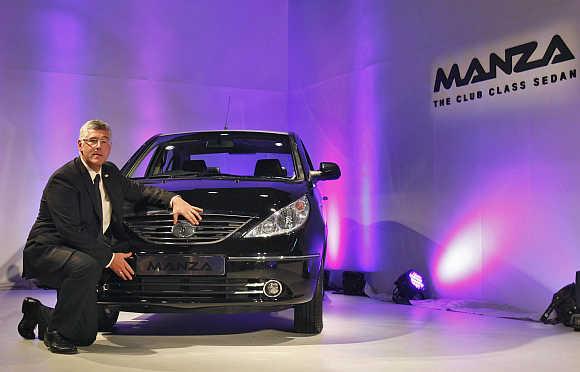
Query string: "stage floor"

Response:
xmin=1 ymin=289 xmax=578 ymax=372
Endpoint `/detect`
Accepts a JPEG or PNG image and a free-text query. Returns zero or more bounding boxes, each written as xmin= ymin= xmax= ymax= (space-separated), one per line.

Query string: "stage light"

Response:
xmin=392 ymin=269 xmax=427 ymax=305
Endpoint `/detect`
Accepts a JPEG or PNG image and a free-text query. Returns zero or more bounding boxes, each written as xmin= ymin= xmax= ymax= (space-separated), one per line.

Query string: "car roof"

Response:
xmin=157 ymin=130 xmax=295 ymax=138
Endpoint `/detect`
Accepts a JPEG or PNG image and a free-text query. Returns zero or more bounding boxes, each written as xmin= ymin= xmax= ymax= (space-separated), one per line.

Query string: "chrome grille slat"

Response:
xmin=125 ymin=212 xmax=254 ymax=245
xmin=129 ymin=220 xmax=245 ymax=224
xmin=138 ymin=226 xmax=242 ymax=231
xmin=110 ymin=283 xmax=259 ymax=288
xmin=139 ymin=230 xmax=237 ymax=236
xmin=140 ymin=235 xmax=223 ymax=240
xmin=103 ymin=277 xmax=266 ymax=299
xmin=107 ymin=290 xmax=250 ymax=295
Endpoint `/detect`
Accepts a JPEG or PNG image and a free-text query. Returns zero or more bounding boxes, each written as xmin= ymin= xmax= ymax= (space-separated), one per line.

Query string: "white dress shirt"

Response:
xmin=80 ymin=157 xmax=113 ymax=267
xmin=79 ymin=157 xmax=181 ymax=269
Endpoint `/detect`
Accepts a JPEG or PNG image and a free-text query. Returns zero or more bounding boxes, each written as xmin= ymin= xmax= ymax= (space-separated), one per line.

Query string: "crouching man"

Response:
xmin=18 ymin=119 xmax=203 ymax=354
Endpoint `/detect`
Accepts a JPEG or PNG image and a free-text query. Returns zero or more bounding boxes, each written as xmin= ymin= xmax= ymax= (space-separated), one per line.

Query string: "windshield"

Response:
xmin=129 ymin=132 xmax=299 ymax=180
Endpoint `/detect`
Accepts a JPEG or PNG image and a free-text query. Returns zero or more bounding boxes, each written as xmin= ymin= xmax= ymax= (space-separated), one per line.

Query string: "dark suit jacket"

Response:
xmin=23 ymin=157 xmax=176 ymax=279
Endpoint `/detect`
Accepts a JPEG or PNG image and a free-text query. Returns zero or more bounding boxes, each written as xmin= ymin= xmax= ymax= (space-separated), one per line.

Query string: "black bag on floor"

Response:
xmin=540 ymin=283 xmax=577 ymax=326
xmin=342 ymin=271 xmax=366 ymax=296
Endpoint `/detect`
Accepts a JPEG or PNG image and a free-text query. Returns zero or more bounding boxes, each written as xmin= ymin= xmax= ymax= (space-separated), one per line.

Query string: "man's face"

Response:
xmin=77 ymin=129 xmax=112 ymax=171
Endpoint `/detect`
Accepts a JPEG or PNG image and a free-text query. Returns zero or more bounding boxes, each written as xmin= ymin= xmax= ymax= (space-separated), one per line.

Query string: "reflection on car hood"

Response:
xmin=137 ymin=178 xmax=309 ymax=217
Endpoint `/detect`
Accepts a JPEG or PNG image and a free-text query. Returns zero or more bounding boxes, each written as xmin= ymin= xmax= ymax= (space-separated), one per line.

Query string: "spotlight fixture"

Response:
xmin=392 ymin=269 xmax=427 ymax=305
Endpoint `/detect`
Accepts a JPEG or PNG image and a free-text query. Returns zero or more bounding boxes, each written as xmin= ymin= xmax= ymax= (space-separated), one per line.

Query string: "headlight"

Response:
xmin=244 ymin=195 xmax=310 ymax=238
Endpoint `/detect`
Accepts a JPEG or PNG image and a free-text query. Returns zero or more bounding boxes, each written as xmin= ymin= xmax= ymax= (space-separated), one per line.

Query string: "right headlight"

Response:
xmin=244 ymin=195 xmax=310 ymax=238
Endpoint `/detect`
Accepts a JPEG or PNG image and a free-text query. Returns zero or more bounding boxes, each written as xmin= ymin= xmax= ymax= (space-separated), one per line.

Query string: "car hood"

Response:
xmin=136 ymin=178 xmax=310 ymax=217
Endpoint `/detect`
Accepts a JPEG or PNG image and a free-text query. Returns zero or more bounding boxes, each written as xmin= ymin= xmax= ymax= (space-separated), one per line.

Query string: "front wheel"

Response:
xmin=293 ymin=274 xmax=324 ymax=334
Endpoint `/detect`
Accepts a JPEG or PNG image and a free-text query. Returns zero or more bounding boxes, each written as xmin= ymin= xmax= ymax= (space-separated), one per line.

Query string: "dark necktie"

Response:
xmin=94 ymin=174 xmax=103 ymax=228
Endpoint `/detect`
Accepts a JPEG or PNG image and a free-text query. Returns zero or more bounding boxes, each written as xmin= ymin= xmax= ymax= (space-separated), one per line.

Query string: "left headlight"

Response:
xmin=244 ymin=195 xmax=310 ymax=238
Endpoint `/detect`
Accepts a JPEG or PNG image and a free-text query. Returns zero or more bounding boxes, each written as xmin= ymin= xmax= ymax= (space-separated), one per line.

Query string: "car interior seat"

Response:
xmin=254 ymin=159 xmax=287 ymax=177
xmin=182 ymin=159 xmax=207 ymax=173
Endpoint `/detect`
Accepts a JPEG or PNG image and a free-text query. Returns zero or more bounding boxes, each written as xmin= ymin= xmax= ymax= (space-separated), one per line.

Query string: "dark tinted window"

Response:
xmin=130 ymin=133 xmax=298 ymax=180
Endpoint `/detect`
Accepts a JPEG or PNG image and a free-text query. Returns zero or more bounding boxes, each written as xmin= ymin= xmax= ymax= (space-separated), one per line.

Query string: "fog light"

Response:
xmin=263 ymin=280 xmax=283 ymax=298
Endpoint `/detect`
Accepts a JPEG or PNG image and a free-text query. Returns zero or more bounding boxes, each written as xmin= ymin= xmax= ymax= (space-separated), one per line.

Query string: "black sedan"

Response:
xmin=96 ymin=130 xmax=340 ymax=334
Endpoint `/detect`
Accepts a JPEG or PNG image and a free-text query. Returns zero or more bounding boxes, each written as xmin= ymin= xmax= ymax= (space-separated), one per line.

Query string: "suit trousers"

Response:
xmin=36 ymin=248 xmax=103 ymax=346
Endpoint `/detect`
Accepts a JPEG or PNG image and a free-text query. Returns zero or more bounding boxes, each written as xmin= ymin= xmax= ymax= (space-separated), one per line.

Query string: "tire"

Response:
xmin=97 ymin=305 xmax=119 ymax=332
xmin=294 ymin=273 xmax=324 ymax=334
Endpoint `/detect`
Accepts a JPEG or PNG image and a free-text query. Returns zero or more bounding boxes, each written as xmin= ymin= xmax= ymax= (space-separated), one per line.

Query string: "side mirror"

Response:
xmin=310 ymin=162 xmax=341 ymax=181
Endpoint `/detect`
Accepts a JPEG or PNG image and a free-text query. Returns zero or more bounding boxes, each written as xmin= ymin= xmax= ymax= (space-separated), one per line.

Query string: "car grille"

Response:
xmin=101 ymin=277 xmax=268 ymax=301
xmin=124 ymin=212 xmax=254 ymax=245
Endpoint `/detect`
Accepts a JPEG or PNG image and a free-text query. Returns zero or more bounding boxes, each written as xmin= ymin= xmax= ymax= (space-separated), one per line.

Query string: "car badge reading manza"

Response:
xmin=171 ymin=221 xmax=196 ymax=238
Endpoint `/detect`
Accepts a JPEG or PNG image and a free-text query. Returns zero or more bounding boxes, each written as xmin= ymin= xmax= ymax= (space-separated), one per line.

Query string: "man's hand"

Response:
xmin=172 ymin=196 xmax=203 ymax=225
xmin=109 ymin=252 xmax=135 ymax=280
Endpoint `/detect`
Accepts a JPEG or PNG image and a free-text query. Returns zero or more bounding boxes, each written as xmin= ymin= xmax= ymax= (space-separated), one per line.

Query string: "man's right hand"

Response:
xmin=109 ymin=252 xmax=135 ymax=280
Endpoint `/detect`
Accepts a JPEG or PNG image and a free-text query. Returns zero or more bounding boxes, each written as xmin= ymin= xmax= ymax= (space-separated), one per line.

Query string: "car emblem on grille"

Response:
xmin=171 ymin=221 xmax=196 ymax=238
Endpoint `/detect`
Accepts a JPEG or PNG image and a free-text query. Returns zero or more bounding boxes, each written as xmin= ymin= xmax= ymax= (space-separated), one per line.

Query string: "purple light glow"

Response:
xmin=355 ymin=68 xmax=380 ymax=272
xmin=322 ymin=172 xmax=351 ymax=270
xmin=129 ymin=4 xmax=173 ymax=151
xmin=435 ymin=218 xmax=482 ymax=285
xmin=431 ymin=168 xmax=532 ymax=296
xmin=131 ymin=82 xmax=166 ymax=149
xmin=351 ymin=4 xmax=381 ymax=272
xmin=315 ymin=64 xmax=382 ymax=271
xmin=36 ymin=10 xmax=85 ymax=167
xmin=326 ymin=202 xmax=342 ymax=267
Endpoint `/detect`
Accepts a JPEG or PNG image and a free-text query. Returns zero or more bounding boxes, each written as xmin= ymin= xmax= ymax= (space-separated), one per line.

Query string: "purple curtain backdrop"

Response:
xmin=288 ymin=0 xmax=580 ymax=312
xmin=0 ymin=0 xmax=289 ymax=289
xmin=1 ymin=0 xmax=579 ymax=313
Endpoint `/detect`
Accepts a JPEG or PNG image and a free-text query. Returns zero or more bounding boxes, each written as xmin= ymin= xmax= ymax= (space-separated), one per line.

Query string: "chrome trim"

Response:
xmin=263 ymin=280 xmax=283 ymax=298
xmin=125 ymin=212 xmax=256 ymax=245
xmin=233 ymin=290 xmax=265 ymax=295
xmin=143 ymin=211 xmax=253 ymax=219
xmin=228 ymin=254 xmax=320 ymax=262
xmin=245 ymin=283 xmax=265 ymax=287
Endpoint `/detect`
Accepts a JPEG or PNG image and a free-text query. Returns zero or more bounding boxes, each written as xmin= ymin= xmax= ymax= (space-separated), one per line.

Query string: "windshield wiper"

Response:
xmin=148 ymin=173 xmax=290 ymax=181
xmin=149 ymin=172 xmax=202 ymax=179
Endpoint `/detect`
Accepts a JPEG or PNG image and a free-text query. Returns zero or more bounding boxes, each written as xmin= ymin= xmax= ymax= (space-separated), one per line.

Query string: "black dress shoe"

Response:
xmin=46 ymin=330 xmax=78 ymax=354
xmin=42 ymin=326 xmax=51 ymax=348
xmin=17 ymin=297 xmax=40 ymax=340
xmin=38 ymin=322 xmax=47 ymax=341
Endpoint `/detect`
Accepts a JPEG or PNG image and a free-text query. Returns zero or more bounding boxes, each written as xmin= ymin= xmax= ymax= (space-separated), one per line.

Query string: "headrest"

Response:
xmin=182 ymin=159 xmax=207 ymax=173
xmin=254 ymin=159 xmax=286 ymax=177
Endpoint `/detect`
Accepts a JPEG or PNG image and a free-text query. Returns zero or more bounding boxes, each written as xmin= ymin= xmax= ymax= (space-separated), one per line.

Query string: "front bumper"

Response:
xmin=97 ymin=254 xmax=322 ymax=312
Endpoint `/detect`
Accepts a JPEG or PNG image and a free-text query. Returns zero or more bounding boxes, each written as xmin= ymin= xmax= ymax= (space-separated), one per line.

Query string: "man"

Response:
xmin=18 ymin=119 xmax=203 ymax=354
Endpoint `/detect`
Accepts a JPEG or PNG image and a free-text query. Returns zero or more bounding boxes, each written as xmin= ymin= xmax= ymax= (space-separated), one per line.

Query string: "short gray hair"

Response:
xmin=79 ymin=119 xmax=111 ymax=139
